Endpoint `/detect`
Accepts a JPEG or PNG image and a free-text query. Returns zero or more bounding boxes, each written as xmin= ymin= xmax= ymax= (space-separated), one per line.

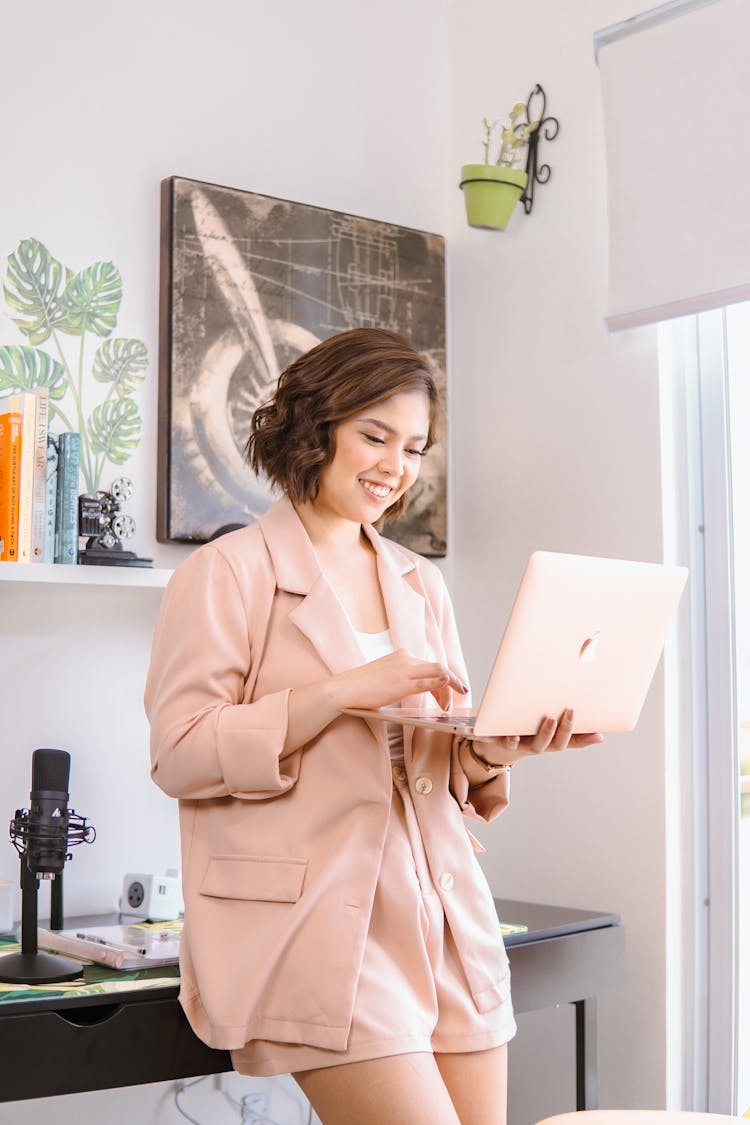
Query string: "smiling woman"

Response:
xmin=245 ymin=327 xmax=441 ymax=523
xmin=145 ymin=326 xmax=597 ymax=1125
xmin=312 ymin=394 xmax=429 ymax=520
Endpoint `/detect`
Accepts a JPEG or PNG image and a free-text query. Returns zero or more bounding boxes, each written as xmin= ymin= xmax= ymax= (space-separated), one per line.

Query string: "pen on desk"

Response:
xmin=75 ymin=932 xmax=148 ymax=956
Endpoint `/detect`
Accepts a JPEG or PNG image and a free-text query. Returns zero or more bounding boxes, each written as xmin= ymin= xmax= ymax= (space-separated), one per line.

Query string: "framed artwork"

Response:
xmin=158 ymin=177 xmax=447 ymax=555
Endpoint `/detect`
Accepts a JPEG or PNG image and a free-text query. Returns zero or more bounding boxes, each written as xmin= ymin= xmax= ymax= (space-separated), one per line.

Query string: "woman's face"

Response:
xmin=314 ymin=390 xmax=431 ymax=524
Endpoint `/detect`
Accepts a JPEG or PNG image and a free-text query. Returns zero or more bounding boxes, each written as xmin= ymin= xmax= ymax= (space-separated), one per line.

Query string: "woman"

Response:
xmin=145 ymin=327 xmax=602 ymax=1125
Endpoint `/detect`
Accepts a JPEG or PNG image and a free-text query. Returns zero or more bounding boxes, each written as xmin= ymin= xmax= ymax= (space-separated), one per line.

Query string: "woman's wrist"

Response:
xmin=466 ymin=742 xmax=513 ymax=773
xmin=286 ymin=677 xmax=348 ymax=752
xmin=321 ymin=673 xmax=346 ymax=713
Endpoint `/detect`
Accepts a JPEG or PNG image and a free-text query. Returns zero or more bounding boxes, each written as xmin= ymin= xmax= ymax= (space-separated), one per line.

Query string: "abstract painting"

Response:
xmin=158 ymin=177 xmax=446 ymax=555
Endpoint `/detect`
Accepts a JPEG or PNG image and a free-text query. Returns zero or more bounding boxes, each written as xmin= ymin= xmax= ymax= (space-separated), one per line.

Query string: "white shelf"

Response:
xmin=0 ymin=561 xmax=173 ymax=588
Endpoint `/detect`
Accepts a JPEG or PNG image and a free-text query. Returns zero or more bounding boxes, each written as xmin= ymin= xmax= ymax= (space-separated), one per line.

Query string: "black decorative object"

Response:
xmin=78 ymin=476 xmax=153 ymax=567
xmin=517 ymin=84 xmax=559 ymax=216
xmin=0 ymin=748 xmax=95 ymax=984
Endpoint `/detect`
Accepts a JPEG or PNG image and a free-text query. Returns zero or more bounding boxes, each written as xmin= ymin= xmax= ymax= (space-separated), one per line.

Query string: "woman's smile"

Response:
xmin=358 ymin=478 xmax=394 ymax=501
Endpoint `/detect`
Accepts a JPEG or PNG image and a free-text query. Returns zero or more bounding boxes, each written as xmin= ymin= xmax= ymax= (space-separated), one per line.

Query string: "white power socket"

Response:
xmin=120 ymin=870 xmax=183 ymax=921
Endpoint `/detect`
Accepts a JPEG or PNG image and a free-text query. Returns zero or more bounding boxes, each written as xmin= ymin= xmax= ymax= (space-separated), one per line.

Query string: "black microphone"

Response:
xmin=1 ymin=748 xmax=95 ymax=984
xmin=26 ymin=748 xmax=71 ymax=877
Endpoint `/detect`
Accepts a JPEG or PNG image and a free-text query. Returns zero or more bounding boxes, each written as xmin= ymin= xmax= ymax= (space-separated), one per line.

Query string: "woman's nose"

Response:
xmin=377 ymin=446 xmax=404 ymax=477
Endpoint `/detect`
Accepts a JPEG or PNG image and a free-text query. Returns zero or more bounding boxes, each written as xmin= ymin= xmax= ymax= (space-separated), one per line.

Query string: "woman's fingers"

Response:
xmin=528 ymin=715 xmax=557 ymax=752
xmin=527 ymin=711 xmax=604 ymax=753
xmin=548 ymin=708 xmax=574 ymax=749
xmin=431 ymin=683 xmax=452 ymax=710
xmin=407 ymin=660 xmax=467 ymax=694
xmin=568 ymin=732 xmax=605 ymax=748
xmin=469 ymin=710 xmax=604 ymax=766
xmin=338 ymin=650 xmax=469 ymax=711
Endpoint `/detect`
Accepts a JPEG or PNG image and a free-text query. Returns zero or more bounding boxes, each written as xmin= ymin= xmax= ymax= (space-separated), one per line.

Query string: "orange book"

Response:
xmin=0 ymin=411 xmax=22 ymax=561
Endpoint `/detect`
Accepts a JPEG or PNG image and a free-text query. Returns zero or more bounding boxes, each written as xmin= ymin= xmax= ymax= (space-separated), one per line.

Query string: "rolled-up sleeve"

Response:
xmin=144 ymin=545 xmax=298 ymax=801
xmin=450 ymin=738 xmax=511 ymax=822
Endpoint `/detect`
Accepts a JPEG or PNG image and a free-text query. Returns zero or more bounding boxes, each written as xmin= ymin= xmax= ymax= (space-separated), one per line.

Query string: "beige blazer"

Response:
xmin=145 ymin=498 xmax=511 ymax=1052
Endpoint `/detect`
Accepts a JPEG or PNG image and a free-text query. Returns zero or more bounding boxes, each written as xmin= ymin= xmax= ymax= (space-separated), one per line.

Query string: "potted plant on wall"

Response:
xmin=460 ymin=104 xmax=533 ymax=230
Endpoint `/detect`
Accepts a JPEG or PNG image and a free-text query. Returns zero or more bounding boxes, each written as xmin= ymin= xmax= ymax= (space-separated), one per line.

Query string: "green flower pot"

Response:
xmin=459 ymin=164 xmax=529 ymax=230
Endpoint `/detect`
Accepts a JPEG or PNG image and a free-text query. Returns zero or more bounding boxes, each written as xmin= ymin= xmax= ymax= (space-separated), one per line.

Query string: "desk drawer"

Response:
xmin=0 ymin=998 xmax=232 ymax=1102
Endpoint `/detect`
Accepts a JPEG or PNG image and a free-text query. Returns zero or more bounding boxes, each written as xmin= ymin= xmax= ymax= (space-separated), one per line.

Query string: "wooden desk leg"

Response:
xmin=575 ymin=998 xmax=598 ymax=1111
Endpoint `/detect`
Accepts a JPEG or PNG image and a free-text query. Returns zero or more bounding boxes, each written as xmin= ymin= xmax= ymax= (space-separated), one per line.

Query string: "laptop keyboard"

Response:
xmin=430 ymin=714 xmax=476 ymax=728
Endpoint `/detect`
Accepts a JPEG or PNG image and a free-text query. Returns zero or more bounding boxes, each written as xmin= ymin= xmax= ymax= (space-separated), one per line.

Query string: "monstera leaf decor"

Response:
xmin=0 ymin=238 xmax=148 ymax=492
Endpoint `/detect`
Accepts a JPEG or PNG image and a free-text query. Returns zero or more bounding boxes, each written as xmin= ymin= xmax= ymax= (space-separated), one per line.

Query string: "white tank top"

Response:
xmin=353 ymin=628 xmax=405 ymax=760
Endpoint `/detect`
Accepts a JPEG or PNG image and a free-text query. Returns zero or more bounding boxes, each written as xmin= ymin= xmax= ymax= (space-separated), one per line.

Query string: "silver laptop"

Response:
xmin=342 ymin=551 xmax=688 ymax=737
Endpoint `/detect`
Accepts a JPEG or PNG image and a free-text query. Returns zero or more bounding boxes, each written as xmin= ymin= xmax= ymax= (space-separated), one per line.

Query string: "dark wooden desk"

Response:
xmin=0 ymin=901 xmax=624 ymax=1105
xmin=496 ymin=899 xmax=626 ymax=1111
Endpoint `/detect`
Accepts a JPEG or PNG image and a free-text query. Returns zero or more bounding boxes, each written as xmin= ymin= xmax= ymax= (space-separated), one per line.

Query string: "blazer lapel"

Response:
xmin=259 ymin=498 xmax=366 ymax=677
xmin=363 ymin=524 xmax=428 ymax=709
xmin=289 ymin=578 xmax=366 ymax=676
xmin=259 ymin=503 xmax=431 ymax=759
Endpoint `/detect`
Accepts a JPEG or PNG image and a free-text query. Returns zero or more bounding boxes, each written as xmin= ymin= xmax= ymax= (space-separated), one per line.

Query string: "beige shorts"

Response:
xmin=232 ymin=761 xmax=516 ymax=1076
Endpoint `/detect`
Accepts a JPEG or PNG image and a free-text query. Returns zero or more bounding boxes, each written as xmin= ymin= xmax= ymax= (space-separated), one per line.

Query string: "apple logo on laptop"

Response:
xmin=579 ymin=631 xmax=600 ymax=663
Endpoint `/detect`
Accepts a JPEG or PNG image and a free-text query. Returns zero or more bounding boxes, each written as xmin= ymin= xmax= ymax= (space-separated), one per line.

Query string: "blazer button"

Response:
xmin=439 ymin=872 xmax=455 ymax=891
xmin=392 ymin=764 xmax=407 ymax=784
xmin=414 ymin=776 xmax=433 ymax=795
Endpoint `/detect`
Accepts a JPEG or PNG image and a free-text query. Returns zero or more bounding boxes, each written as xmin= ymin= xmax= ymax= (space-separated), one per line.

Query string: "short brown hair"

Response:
xmin=246 ymin=327 xmax=440 ymax=521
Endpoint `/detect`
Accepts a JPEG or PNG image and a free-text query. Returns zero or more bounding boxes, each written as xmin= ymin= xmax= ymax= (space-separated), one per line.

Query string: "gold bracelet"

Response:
xmin=466 ymin=743 xmax=513 ymax=773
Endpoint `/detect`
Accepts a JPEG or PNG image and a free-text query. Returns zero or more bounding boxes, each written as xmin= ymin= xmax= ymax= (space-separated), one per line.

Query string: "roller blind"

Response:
xmin=596 ymin=0 xmax=750 ymax=331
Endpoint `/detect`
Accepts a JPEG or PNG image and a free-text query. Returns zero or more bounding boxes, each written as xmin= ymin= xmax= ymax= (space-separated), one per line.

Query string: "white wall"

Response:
xmin=0 ymin=1 xmax=673 ymax=1122
xmin=0 ymin=2 xmax=449 ymax=1121
xmin=447 ymin=0 xmax=667 ymax=1118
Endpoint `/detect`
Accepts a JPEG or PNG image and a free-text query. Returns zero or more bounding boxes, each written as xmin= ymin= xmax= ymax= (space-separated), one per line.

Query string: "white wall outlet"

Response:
xmin=119 ymin=871 xmax=183 ymax=920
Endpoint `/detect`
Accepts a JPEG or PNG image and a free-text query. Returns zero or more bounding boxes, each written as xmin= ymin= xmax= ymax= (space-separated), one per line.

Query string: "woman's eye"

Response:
xmin=362 ymin=433 xmax=425 ymax=457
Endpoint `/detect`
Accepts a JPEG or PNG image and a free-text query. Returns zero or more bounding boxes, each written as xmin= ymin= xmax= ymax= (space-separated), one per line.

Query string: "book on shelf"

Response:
xmin=0 ymin=410 xmax=22 ymax=561
xmin=53 ymin=430 xmax=81 ymax=565
xmin=0 ymin=392 xmax=37 ymax=563
xmin=37 ymin=923 xmax=181 ymax=971
xmin=43 ymin=433 xmax=58 ymax=564
xmin=30 ymin=388 xmax=49 ymax=562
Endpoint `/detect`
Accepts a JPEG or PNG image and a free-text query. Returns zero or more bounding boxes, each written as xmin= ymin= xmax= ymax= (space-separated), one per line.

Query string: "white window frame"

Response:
xmin=659 ymin=309 xmax=739 ymax=1113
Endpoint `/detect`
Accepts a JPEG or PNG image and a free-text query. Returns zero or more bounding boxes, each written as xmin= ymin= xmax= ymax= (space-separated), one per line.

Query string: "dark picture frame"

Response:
xmin=158 ymin=177 xmax=447 ymax=555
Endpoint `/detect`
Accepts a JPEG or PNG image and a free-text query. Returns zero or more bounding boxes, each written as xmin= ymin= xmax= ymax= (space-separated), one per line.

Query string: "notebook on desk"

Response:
xmin=38 ymin=923 xmax=181 ymax=971
xmin=343 ymin=550 xmax=688 ymax=737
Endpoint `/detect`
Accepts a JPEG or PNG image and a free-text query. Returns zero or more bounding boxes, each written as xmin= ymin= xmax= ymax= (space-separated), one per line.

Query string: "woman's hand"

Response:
xmin=469 ymin=708 xmax=603 ymax=768
xmin=286 ymin=650 xmax=466 ymax=754
xmin=330 ymin=648 xmax=468 ymax=712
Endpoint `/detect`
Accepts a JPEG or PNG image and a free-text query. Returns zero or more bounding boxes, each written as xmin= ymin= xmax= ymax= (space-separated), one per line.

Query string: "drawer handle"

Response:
xmin=55 ymin=1003 xmax=122 ymax=1027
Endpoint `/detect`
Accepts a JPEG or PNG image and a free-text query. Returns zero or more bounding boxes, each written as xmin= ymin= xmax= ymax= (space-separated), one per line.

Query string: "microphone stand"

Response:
xmin=0 ymin=859 xmax=81 ymax=984
xmin=50 ymin=870 xmax=64 ymax=931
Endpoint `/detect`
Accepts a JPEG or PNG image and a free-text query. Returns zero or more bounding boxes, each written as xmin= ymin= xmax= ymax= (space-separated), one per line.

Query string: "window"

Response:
xmin=659 ymin=303 xmax=748 ymax=1113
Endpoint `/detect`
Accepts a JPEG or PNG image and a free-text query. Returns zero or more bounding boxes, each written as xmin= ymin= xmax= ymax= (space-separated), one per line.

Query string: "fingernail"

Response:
xmin=460 ymin=682 xmax=469 ymax=693
xmin=507 ymin=736 xmax=519 ymax=748
xmin=564 ymin=709 xmax=573 ymax=722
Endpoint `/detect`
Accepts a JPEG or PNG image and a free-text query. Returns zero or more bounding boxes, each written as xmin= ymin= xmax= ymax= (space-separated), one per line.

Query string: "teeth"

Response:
xmin=360 ymin=480 xmax=391 ymax=499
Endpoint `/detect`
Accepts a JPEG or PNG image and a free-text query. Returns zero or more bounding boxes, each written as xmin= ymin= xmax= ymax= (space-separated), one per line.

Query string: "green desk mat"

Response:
xmin=0 ymin=935 xmax=179 ymax=1004
xmin=0 ymin=917 xmax=523 ymax=1004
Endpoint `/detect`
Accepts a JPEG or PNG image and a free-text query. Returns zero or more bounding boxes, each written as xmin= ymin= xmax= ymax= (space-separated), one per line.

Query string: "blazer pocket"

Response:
xmin=200 ymin=854 xmax=308 ymax=903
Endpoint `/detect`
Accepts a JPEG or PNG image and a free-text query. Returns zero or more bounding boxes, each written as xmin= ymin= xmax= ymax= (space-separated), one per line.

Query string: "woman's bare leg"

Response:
xmin=434 ymin=1044 xmax=508 ymax=1125
xmin=293 ymin=1052 xmax=461 ymax=1125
